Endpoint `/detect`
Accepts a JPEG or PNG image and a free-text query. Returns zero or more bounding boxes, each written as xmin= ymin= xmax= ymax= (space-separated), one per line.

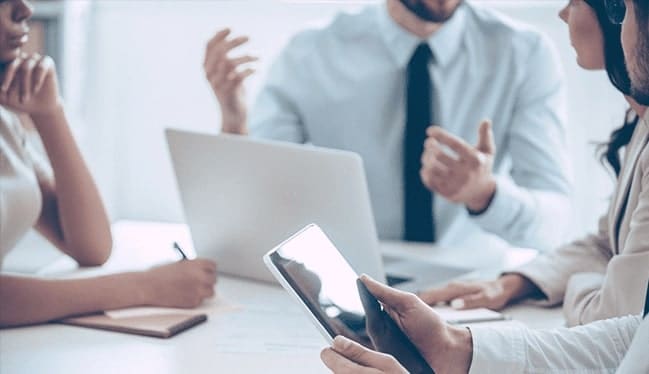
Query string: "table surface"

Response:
xmin=0 ymin=221 xmax=563 ymax=374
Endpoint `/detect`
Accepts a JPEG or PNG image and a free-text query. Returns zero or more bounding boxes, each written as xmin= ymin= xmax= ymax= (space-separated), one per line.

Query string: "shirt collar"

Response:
xmin=377 ymin=2 xmax=468 ymax=68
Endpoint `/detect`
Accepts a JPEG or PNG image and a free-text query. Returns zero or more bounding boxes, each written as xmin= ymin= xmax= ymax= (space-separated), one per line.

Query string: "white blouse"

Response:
xmin=469 ymin=314 xmax=646 ymax=373
xmin=0 ymin=106 xmax=45 ymax=266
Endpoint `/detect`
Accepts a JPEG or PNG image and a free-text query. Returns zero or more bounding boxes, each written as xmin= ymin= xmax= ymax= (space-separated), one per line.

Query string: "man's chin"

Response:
xmin=399 ymin=0 xmax=459 ymax=23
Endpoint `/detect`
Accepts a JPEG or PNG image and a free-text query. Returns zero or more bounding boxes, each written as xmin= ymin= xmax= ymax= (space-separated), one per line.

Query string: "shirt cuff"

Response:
xmin=468 ymin=325 xmax=526 ymax=374
xmin=468 ymin=176 xmax=531 ymax=235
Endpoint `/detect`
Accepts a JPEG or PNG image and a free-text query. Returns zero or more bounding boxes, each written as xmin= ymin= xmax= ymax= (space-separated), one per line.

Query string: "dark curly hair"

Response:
xmin=585 ymin=0 xmax=638 ymax=176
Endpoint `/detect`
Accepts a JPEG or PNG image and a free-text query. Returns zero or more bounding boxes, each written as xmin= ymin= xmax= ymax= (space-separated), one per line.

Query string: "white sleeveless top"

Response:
xmin=0 ymin=106 xmax=45 ymax=266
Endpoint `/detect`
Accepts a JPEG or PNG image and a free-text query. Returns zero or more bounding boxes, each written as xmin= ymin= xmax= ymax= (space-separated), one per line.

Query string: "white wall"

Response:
xmin=76 ymin=0 xmax=627 ymax=242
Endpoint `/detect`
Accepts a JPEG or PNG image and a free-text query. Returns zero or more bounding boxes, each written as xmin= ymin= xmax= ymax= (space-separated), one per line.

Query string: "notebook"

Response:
xmin=57 ymin=309 xmax=207 ymax=338
xmin=432 ymin=306 xmax=508 ymax=325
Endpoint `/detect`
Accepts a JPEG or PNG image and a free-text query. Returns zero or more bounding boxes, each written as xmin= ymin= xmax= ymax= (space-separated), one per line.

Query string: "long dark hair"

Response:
xmin=586 ymin=0 xmax=638 ymax=176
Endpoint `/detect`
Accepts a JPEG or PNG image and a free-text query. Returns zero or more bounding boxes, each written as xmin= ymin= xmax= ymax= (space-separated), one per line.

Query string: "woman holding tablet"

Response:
xmin=0 ymin=0 xmax=216 ymax=327
xmin=322 ymin=274 xmax=647 ymax=373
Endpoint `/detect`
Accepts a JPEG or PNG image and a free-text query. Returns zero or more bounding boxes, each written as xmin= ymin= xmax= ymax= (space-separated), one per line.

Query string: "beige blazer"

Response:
xmin=514 ymin=110 xmax=649 ymax=326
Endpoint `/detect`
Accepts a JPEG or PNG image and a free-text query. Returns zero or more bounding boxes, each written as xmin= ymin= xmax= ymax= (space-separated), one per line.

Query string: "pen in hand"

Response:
xmin=173 ymin=241 xmax=189 ymax=260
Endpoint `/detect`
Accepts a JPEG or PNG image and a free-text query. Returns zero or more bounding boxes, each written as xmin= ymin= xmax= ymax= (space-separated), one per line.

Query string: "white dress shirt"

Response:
xmin=469 ymin=315 xmax=647 ymax=373
xmin=250 ymin=2 xmax=572 ymax=251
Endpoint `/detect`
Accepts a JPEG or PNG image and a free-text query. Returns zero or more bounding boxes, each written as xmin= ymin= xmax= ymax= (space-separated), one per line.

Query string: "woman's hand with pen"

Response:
xmin=138 ymin=259 xmax=218 ymax=308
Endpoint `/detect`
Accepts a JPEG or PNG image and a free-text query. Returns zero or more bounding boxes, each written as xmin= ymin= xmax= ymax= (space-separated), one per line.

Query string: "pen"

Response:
xmin=173 ymin=241 xmax=188 ymax=260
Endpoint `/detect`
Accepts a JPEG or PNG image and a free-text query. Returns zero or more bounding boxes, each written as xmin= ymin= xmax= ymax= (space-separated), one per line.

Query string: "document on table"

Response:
xmin=212 ymin=305 xmax=325 ymax=353
xmin=105 ymin=296 xmax=240 ymax=318
xmin=433 ymin=306 xmax=509 ymax=325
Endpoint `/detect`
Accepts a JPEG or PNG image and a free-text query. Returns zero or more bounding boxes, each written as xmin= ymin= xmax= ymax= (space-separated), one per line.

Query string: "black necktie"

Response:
xmin=404 ymin=43 xmax=434 ymax=242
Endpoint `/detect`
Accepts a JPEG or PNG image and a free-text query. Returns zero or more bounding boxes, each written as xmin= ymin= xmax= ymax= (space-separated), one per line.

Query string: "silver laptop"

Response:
xmin=166 ymin=129 xmax=471 ymax=291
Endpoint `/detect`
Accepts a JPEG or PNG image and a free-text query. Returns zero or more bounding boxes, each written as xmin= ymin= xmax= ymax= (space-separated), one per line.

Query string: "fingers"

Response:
xmin=206 ymin=28 xmax=231 ymax=50
xmin=205 ymin=54 xmax=256 ymax=96
xmin=19 ymin=55 xmax=36 ymax=103
xmin=360 ymin=274 xmax=419 ymax=311
xmin=476 ymin=120 xmax=495 ymax=155
xmin=0 ymin=54 xmax=54 ymax=107
xmin=204 ymin=29 xmax=252 ymax=69
xmin=224 ymin=36 xmax=249 ymax=52
xmin=203 ymin=29 xmax=257 ymax=94
xmin=422 ymin=138 xmax=459 ymax=170
xmin=449 ymin=293 xmax=489 ymax=310
xmin=205 ymin=36 xmax=251 ymax=69
xmin=33 ymin=55 xmax=52 ymax=93
xmin=191 ymin=258 xmax=218 ymax=284
xmin=321 ymin=347 xmax=379 ymax=374
xmin=418 ymin=282 xmax=483 ymax=305
xmin=1 ymin=57 xmax=21 ymax=94
xmin=321 ymin=336 xmax=398 ymax=373
xmin=201 ymin=285 xmax=216 ymax=298
xmin=230 ymin=55 xmax=258 ymax=67
xmin=426 ymin=126 xmax=480 ymax=167
xmin=419 ymin=160 xmax=457 ymax=197
xmin=420 ymin=163 xmax=451 ymax=194
xmin=193 ymin=258 xmax=217 ymax=272
xmin=231 ymin=68 xmax=255 ymax=85
xmin=421 ymin=157 xmax=454 ymax=178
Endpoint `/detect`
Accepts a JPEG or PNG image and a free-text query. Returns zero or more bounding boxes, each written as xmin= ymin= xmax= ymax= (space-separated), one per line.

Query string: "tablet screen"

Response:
xmin=267 ymin=225 xmax=433 ymax=373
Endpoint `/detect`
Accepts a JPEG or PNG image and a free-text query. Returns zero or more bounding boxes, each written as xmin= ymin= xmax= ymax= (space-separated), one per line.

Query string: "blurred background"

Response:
xmin=15 ymin=0 xmax=627 ymax=263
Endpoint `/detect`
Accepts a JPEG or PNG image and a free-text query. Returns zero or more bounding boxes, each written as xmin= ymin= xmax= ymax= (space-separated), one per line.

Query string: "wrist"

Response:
xmin=436 ymin=326 xmax=473 ymax=374
xmin=133 ymin=271 xmax=155 ymax=306
xmin=29 ymin=102 xmax=65 ymax=129
xmin=220 ymin=112 xmax=247 ymax=135
xmin=466 ymin=177 xmax=496 ymax=213
xmin=499 ymin=274 xmax=532 ymax=301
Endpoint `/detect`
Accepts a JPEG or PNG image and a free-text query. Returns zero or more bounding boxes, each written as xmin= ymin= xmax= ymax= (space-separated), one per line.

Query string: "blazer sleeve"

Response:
xmin=562 ymin=150 xmax=649 ymax=325
xmin=508 ymin=213 xmax=612 ymax=308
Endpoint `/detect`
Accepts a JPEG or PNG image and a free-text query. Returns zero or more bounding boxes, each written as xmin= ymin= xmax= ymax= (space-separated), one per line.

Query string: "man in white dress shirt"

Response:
xmin=320 ymin=0 xmax=649 ymax=371
xmin=204 ymin=0 xmax=573 ymax=251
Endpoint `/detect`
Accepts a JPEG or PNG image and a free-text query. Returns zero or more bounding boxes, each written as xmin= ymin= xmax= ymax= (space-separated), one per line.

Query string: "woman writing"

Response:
xmin=0 ymin=0 xmax=217 ymax=327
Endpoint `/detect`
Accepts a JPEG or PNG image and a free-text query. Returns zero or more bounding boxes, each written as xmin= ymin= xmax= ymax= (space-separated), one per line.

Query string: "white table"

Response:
xmin=0 ymin=221 xmax=563 ymax=374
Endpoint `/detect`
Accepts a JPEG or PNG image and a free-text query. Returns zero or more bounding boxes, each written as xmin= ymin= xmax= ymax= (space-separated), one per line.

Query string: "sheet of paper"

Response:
xmin=212 ymin=305 xmax=325 ymax=353
xmin=105 ymin=295 xmax=240 ymax=319
xmin=433 ymin=306 xmax=507 ymax=324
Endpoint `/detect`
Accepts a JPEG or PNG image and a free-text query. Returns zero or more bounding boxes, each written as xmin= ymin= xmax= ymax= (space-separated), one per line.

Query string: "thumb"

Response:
xmin=360 ymin=274 xmax=415 ymax=311
xmin=331 ymin=336 xmax=386 ymax=367
xmin=476 ymin=119 xmax=495 ymax=155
